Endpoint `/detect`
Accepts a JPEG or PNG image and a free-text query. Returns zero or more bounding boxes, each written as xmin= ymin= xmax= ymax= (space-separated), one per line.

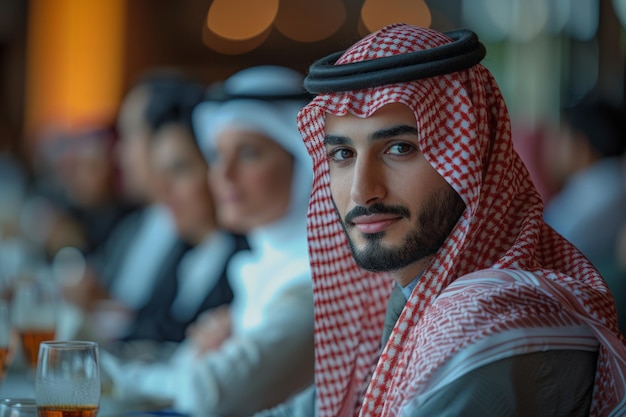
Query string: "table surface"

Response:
xmin=0 ymin=364 xmax=35 ymax=398
xmin=0 ymin=364 xmax=174 ymax=417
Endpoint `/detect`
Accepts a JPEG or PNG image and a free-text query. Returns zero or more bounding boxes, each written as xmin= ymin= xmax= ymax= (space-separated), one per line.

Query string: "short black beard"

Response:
xmin=340 ymin=186 xmax=465 ymax=272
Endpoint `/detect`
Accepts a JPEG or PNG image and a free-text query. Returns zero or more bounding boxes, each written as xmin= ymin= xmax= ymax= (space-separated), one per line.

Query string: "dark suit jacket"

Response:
xmin=123 ymin=233 xmax=248 ymax=343
xmin=88 ymin=207 xmax=152 ymax=291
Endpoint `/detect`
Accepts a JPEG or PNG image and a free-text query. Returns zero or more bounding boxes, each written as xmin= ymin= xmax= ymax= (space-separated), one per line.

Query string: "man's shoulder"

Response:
xmin=424 ymin=268 xmax=565 ymax=330
xmin=435 ymin=268 xmax=543 ymax=304
xmin=452 ymin=268 xmax=539 ymax=287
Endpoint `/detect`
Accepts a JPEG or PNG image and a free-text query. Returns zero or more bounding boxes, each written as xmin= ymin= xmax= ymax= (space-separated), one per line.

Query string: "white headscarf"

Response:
xmin=194 ymin=65 xmax=312 ymax=223
xmin=192 ymin=65 xmax=313 ymax=334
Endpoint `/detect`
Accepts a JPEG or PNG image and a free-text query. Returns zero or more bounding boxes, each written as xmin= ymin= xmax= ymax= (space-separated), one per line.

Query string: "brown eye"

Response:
xmin=328 ymin=147 xmax=354 ymax=162
xmin=387 ymin=143 xmax=415 ymax=155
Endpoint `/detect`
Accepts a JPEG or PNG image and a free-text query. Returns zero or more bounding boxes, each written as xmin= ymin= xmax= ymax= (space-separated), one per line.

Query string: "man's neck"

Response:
xmin=391 ymin=256 xmax=433 ymax=287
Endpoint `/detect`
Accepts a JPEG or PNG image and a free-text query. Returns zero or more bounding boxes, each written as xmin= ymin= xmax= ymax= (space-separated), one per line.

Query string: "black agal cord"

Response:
xmin=303 ymin=29 xmax=486 ymax=94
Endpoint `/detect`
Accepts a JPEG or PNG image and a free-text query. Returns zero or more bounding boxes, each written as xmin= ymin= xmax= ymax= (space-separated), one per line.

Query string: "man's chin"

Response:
xmin=351 ymin=231 xmax=397 ymax=249
xmin=351 ymin=250 xmax=401 ymax=273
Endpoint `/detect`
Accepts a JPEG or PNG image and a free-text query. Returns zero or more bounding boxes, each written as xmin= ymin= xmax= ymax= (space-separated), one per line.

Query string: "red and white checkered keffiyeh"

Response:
xmin=297 ymin=23 xmax=626 ymax=417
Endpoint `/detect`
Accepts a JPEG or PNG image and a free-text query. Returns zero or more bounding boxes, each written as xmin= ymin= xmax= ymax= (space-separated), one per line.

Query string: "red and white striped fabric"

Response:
xmin=297 ymin=23 xmax=626 ymax=417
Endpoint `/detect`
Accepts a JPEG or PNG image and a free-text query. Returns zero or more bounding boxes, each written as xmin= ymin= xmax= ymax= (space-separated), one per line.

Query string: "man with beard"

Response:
xmin=255 ymin=24 xmax=626 ymax=417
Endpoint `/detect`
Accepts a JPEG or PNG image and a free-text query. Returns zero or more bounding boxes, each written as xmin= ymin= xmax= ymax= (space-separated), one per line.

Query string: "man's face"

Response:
xmin=151 ymin=123 xmax=215 ymax=243
xmin=116 ymin=86 xmax=154 ymax=203
xmin=324 ymin=103 xmax=465 ymax=282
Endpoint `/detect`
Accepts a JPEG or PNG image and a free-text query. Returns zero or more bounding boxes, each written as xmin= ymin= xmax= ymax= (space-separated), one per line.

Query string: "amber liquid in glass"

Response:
xmin=0 ymin=346 xmax=9 ymax=380
xmin=37 ymin=405 xmax=98 ymax=417
xmin=20 ymin=328 xmax=55 ymax=367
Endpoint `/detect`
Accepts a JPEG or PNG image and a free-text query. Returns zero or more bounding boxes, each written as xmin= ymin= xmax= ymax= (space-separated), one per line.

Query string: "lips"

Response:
xmin=350 ymin=214 xmax=403 ymax=234
xmin=219 ymin=195 xmax=239 ymax=205
xmin=216 ymin=189 xmax=241 ymax=205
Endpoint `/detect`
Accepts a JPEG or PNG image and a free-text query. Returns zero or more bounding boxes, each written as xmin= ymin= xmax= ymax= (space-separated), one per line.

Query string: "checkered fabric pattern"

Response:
xmin=297 ymin=23 xmax=626 ymax=417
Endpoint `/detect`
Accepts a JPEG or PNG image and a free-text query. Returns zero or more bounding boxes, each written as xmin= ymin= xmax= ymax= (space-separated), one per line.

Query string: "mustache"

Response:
xmin=344 ymin=203 xmax=410 ymax=225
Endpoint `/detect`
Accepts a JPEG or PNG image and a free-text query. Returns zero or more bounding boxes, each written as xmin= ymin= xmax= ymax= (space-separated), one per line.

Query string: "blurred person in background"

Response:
xmin=90 ymin=72 xmax=180 ymax=309
xmin=40 ymin=126 xmax=133 ymax=258
xmin=101 ymin=65 xmax=315 ymax=417
xmin=61 ymin=72 xmax=197 ymax=342
xmin=118 ymin=75 xmax=246 ymax=346
xmin=543 ymin=99 xmax=626 ymax=335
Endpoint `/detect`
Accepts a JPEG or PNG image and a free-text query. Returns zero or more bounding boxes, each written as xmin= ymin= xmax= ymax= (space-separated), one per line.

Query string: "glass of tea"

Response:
xmin=10 ymin=278 xmax=58 ymax=369
xmin=35 ymin=341 xmax=100 ymax=417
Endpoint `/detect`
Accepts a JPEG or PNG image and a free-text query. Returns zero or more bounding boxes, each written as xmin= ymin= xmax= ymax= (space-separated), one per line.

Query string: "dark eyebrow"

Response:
xmin=324 ymin=125 xmax=417 ymax=146
xmin=370 ymin=125 xmax=418 ymax=141
xmin=324 ymin=135 xmax=350 ymax=146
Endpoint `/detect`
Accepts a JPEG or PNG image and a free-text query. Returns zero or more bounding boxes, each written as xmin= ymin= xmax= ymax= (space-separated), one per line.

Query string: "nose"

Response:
xmin=210 ymin=152 xmax=236 ymax=182
xmin=221 ymin=154 xmax=237 ymax=181
xmin=350 ymin=156 xmax=386 ymax=206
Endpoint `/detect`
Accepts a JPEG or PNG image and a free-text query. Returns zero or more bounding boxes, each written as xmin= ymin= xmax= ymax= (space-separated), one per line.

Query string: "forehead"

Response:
xmin=214 ymin=128 xmax=284 ymax=153
xmin=152 ymin=124 xmax=194 ymax=148
xmin=323 ymin=103 xmax=417 ymax=138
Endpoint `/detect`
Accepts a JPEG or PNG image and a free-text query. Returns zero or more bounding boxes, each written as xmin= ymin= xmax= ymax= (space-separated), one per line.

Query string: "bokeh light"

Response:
xmin=566 ymin=0 xmax=598 ymax=41
xmin=202 ymin=24 xmax=272 ymax=55
xmin=360 ymin=0 xmax=431 ymax=34
xmin=462 ymin=0 xmax=549 ymax=42
xmin=615 ymin=0 xmax=626 ymax=28
xmin=508 ymin=0 xmax=549 ymax=42
xmin=463 ymin=0 xmax=600 ymax=42
xmin=207 ymin=0 xmax=278 ymax=41
xmin=274 ymin=0 xmax=346 ymax=42
xmin=545 ymin=0 xmax=570 ymax=35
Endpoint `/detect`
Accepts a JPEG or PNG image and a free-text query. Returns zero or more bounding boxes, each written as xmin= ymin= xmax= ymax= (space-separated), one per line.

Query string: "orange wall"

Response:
xmin=25 ymin=0 xmax=126 ymax=138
